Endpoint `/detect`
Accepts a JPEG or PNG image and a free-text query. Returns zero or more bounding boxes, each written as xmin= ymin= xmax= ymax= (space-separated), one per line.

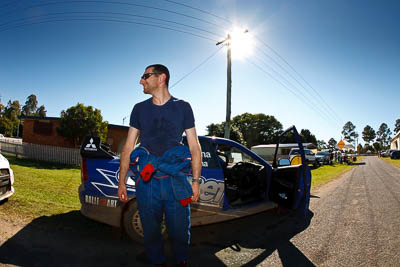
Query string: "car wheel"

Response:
xmin=123 ymin=199 xmax=167 ymax=243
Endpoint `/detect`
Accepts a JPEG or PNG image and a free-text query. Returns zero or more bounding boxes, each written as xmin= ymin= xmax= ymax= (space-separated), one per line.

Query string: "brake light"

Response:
xmin=81 ymin=159 xmax=88 ymax=182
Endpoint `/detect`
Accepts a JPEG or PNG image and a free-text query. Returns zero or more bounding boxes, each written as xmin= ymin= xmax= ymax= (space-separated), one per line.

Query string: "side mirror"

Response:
xmin=278 ymin=158 xmax=290 ymax=167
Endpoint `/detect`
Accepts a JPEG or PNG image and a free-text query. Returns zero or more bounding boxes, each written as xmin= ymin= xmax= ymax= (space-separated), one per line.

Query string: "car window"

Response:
xmin=290 ymin=149 xmax=300 ymax=155
xmin=304 ymin=149 xmax=313 ymax=155
xmin=217 ymin=144 xmax=260 ymax=165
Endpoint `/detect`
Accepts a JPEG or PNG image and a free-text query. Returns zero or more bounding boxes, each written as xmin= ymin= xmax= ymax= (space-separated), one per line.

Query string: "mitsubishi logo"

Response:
xmin=84 ymin=138 xmax=97 ymax=151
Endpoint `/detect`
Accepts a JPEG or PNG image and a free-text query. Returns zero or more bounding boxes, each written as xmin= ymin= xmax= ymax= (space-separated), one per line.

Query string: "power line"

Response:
xmin=247 ymin=58 xmax=340 ymax=127
xmin=0 ymin=11 xmax=222 ymax=39
xmin=170 ymin=45 xmax=224 ymax=89
xmin=252 ymin=45 xmax=342 ymax=126
xmin=0 ymin=0 xmax=227 ymax=35
xmin=253 ymin=35 xmax=343 ymax=124
xmin=159 ymin=0 xmax=232 ymax=26
xmin=0 ymin=17 xmax=219 ymax=42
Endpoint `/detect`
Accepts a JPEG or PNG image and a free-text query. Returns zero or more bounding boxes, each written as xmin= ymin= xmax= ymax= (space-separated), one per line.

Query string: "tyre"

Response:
xmin=122 ymin=199 xmax=167 ymax=243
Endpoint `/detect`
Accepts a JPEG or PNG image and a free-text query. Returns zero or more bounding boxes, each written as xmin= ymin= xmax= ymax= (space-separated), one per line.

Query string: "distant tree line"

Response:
xmin=340 ymin=120 xmax=399 ymax=153
xmin=206 ymin=114 xmax=400 ymax=153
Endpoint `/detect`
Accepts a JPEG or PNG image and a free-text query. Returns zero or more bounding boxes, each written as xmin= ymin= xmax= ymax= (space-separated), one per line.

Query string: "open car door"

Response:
xmin=269 ymin=126 xmax=312 ymax=215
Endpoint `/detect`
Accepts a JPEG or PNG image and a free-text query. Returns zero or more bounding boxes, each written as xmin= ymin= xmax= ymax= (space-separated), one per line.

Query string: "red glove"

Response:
xmin=140 ymin=163 xmax=154 ymax=182
xmin=179 ymin=197 xmax=192 ymax=207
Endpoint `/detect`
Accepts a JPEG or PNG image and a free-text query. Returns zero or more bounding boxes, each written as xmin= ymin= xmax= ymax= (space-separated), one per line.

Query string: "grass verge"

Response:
xmin=310 ymin=156 xmax=364 ymax=190
xmin=380 ymin=157 xmax=400 ymax=168
xmin=0 ymin=156 xmax=81 ymax=223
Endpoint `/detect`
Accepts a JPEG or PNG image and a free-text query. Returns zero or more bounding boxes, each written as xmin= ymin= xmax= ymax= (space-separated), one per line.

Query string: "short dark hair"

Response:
xmin=146 ymin=64 xmax=170 ymax=86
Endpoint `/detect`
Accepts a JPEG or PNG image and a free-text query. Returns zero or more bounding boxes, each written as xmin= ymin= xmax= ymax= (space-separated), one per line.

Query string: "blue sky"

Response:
xmin=1 ymin=0 xmax=399 ymax=146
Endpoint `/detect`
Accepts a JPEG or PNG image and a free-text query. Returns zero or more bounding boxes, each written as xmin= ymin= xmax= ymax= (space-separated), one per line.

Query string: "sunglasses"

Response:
xmin=141 ymin=72 xmax=160 ymax=80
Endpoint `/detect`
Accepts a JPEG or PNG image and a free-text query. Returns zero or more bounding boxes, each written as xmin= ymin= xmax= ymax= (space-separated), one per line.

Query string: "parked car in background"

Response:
xmin=0 ymin=152 xmax=14 ymax=201
xmin=390 ymin=150 xmax=400 ymax=159
xmin=315 ymin=151 xmax=330 ymax=165
xmin=289 ymin=148 xmax=319 ymax=167
xmin=382 ymin=149 xmax=398 ymax=157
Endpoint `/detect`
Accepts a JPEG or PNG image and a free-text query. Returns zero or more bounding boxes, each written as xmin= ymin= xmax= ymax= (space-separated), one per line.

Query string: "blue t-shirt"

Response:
xmin=129 ymin=96 xmax=195 ymax=156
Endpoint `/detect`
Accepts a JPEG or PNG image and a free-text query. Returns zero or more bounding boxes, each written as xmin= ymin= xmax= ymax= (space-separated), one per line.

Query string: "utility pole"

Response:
xmin=216 ymin=34 xmax=232 ymax=139
xmin=216 ymin=29 xmax=247 ymax=139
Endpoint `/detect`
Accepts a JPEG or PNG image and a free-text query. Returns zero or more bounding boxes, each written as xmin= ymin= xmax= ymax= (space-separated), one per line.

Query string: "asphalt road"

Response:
xmin=255 ymin=156 xmax=400 ymax=266
xmin=1 ymin=156 xmax=399 ymax=266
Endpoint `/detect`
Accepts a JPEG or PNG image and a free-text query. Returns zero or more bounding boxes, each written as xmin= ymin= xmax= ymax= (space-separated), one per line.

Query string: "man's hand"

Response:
xmin=118 ymin=183 xmax=128 ymax=202
xmin=191 ymin=181 xmax=200 ymax=202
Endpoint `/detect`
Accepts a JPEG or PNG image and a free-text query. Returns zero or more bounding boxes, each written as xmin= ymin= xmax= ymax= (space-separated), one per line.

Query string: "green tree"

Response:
xmin=231 ymin=113 xmax=282 ymax=148
xmin=394 ymin=119 xmax=400 ymax=134
xmin=300 ymin=129 xmax=317 ymax=145
xmin=342 ymin=121 xmax=356 ymax=143
xmin=362 ymin=125 xmax=376 ymax=144
xmin=206 ymin=112 xmax=283 ymax=148
xmin=22 ymin=94 xmax=38 ymax=116
xmin=56 ymin=103 xmax=108 ymax=147
xmin=372 ymin=142 xmax=382 ymax=153
xmin=357 ymin=143 xmax=363 ymax=153
xmin=0 ymin=117 xmax=13 ymax=136
xmin=36 ymin=105 xmax=47 ymax=117
xmin=328 ymin=138 xmax=337 ymax=149
xmin=317 ymin=140 xmax=327 ymax=150
xmin=376 ymin=123 xmax=392 ymax=148
xmin=362 ymin=143 xmax=375 ymax=153
xmin=3 ymin=100 xmax=21 ymax=136
xmin=0 ymin=97 xmax=4 ymax=117
xmin=206 ymin=122 xmax=245 ymax=145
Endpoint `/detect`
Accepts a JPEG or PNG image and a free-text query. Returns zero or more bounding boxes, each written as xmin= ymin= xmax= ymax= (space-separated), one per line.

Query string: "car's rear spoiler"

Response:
xmin=80 ymin=136 xmax=116 ymax=159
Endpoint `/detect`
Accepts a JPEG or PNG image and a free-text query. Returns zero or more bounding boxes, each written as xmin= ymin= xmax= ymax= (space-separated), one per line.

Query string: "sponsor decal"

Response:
xmin=199 ymin=177 xmax=224 ymax=204
xmin=201 ymin=151 xmax=212 ymax=158
xmin=85 ymin=194 xmax=118 ymax=208
xmin=84 ymin=138 xmax=98 ymax=152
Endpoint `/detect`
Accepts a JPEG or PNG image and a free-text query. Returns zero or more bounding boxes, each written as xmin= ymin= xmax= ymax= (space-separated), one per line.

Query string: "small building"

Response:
xmin=391 ymin=131 xmax=400 ymax=150
xmin=19 ymin=116 xmax=129 ymax=154
xmin=251 ymin=143 xmax=316 ymax=161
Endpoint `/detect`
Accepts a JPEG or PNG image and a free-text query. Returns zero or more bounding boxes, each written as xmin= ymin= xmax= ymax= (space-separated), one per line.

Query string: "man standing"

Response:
xmin=118 ymin=64 xmax=202 ymax=266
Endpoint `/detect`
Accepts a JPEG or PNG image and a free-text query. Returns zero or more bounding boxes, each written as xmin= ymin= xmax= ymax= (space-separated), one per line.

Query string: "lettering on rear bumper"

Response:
xmin=84 ymin=195 xmax=118 ymax=208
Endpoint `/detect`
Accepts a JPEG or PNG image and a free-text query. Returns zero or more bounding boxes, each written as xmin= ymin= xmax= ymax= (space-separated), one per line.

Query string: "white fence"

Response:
xmin=0 ymin=141 xmax=81 ymax=165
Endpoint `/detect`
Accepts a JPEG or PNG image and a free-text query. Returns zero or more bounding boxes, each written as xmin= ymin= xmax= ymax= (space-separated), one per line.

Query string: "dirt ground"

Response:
xmin=0 ymin=198 xmax=310 ymax=267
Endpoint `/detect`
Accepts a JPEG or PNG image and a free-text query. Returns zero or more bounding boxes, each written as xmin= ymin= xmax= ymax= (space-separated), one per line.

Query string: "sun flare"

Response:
xmin=229 ymin=27 xmax=254 ymax=60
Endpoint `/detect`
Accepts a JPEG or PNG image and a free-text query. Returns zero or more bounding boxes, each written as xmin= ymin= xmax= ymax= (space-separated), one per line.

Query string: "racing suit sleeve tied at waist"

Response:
xmin=129 ymin=145 xmax=194 ymax=206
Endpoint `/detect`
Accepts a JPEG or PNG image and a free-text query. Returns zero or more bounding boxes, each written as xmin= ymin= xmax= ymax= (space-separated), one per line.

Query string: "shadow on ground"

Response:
xmin=0 ymin=208 xmax=314 ymax=266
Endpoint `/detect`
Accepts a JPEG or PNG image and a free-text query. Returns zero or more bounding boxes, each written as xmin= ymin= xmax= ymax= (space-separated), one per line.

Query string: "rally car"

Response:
xmin=79 ymin=126 xmax=311 ymax=242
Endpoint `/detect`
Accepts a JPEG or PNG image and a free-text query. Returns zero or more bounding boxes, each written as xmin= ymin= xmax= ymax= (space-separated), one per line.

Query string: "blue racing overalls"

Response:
xmin=130 ymin=145 xmax=193 ymax=264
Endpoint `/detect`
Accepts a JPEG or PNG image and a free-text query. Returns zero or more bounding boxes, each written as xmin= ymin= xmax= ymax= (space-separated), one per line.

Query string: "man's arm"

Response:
xmin=118 ymin=126 xmax=140 ymax=202
xmin=185 ymin=127 xmax=202 ymax=202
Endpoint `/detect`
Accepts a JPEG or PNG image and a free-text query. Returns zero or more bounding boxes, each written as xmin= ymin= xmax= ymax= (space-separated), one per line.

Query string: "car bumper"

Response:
xmin=0 ymin=169 xmax=14 ymax=201
xmin=78 ymin=184 xmax=124 ymax=227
